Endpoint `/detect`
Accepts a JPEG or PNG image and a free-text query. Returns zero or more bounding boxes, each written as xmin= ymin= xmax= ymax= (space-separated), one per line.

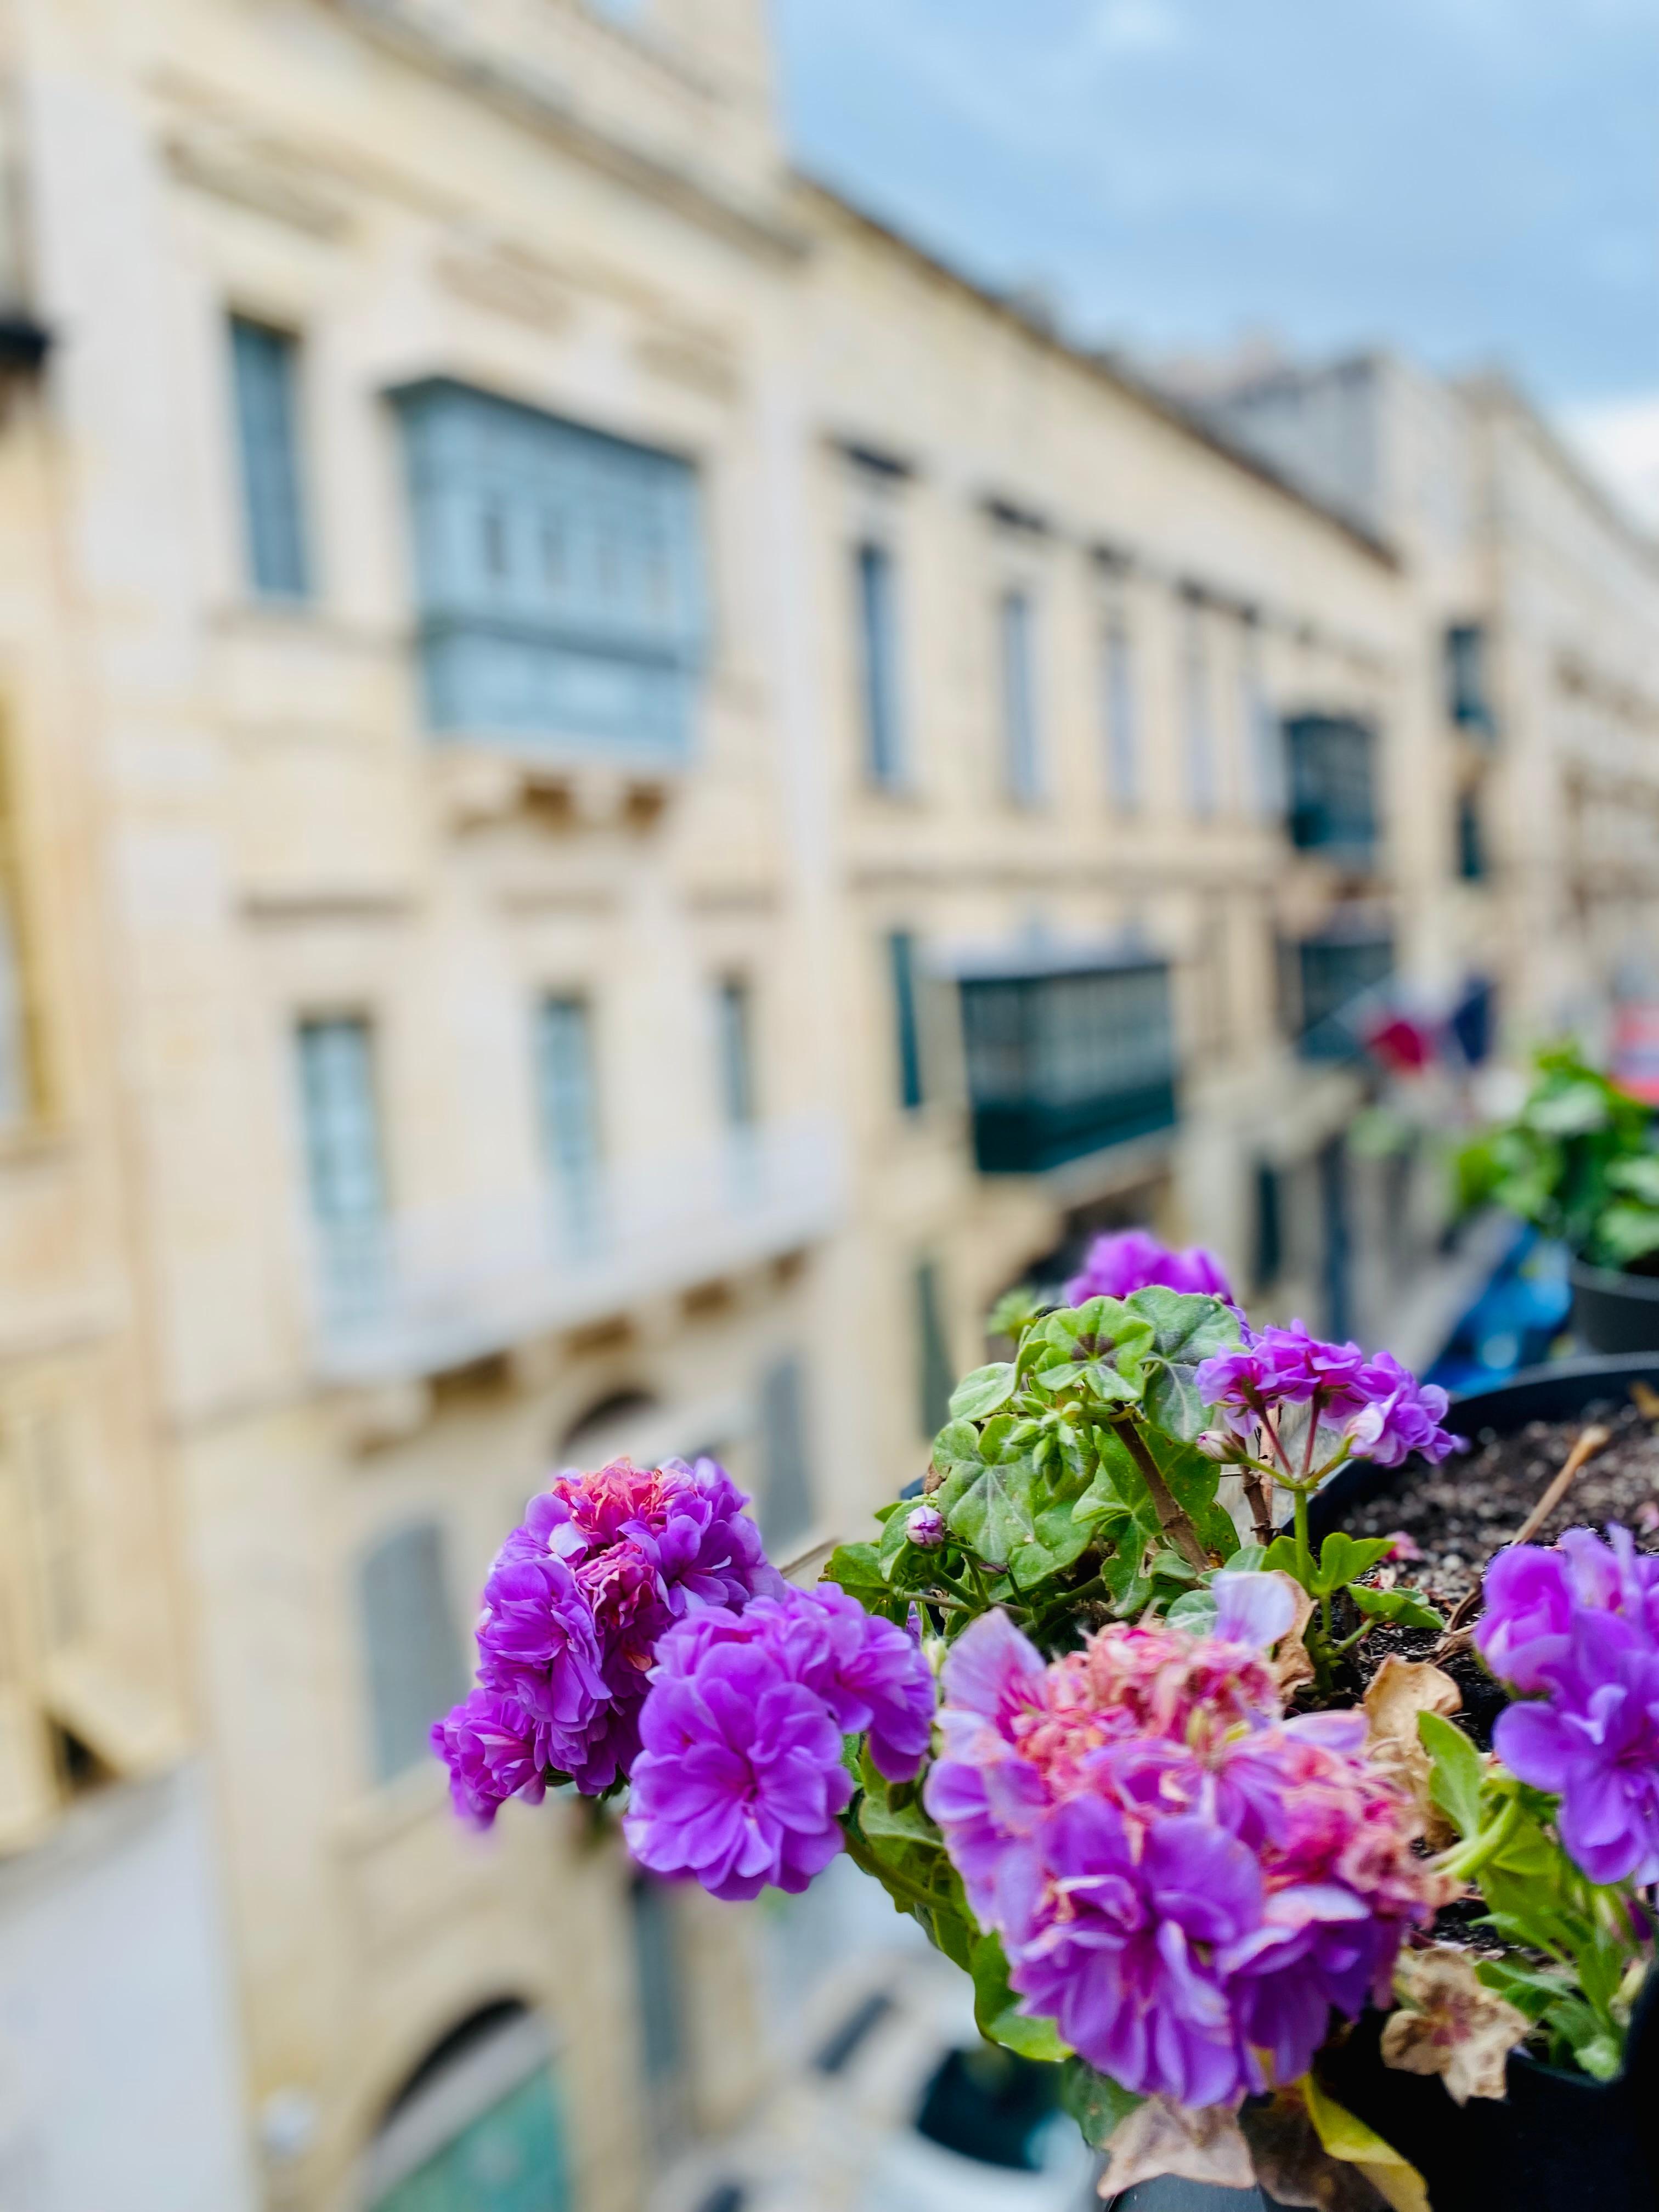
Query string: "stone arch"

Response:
xmin=362 ymin=1996 xmax=570 ymax=2211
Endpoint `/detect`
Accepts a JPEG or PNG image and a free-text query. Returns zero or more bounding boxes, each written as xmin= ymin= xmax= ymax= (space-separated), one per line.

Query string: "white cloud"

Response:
xmin=1562 ymin=392 xmax=1659 ymax=533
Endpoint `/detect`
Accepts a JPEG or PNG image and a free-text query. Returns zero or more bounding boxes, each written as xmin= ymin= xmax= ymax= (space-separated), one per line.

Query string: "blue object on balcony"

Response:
xmin=1284 ymin=713 xmax=1377 ymax=866
xmin=958 ymin=954 xmax=1177 ymax=1175
xmin=1292 ymin=932 xmax=1393 ymax=1060
xmin=391 ymin=379 xmax=706 ymax=763
xmin=1424 ymin=1228 xmax=1571 ymax=1395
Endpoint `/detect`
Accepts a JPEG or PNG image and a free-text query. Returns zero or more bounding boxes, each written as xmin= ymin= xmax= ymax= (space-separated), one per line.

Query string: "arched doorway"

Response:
xmin=362 ymin=2000 xmax=569 ymax=2212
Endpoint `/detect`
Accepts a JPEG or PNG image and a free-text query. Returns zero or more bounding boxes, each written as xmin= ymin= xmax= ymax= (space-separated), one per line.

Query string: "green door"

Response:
xmin=371 ymin=2068 xmax=569 ymax=2212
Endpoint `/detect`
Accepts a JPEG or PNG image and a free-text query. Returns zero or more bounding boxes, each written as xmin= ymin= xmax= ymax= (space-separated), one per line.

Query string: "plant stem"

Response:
xmin=1441 ymin=1793 xmax=1526 ymax=1883
xmin=1113 ymin=1419 xmax=1209 ymax=1572
xmin=840 ymin=1820 xmax=943 ymax=1912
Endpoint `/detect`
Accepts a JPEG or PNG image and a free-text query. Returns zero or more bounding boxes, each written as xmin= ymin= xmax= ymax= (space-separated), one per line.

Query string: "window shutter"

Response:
xmin=359 ymin=1523 xmax=466 ymax=1785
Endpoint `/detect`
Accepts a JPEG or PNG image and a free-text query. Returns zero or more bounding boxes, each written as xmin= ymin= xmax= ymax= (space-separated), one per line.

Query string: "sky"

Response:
xmin=774 ymin=0 xmax=1659 ymax=448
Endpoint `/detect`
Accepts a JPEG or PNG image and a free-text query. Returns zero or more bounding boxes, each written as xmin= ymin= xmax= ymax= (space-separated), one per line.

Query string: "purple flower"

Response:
xmin=1495 ymin=1615 xmax=1659 ymax=1884
xmin=1480 ymin=1525 xmax=1659 ymax=1885
xmin=907 ymin=1504 xmax=946 ymax=1550
xmin=623 ymin=1587 xmax=936 ymax=1898
xmin=1195 ymin=1327 xmax=1458 ymax=1470
xmin=430 ymin=1689 xmax=550 ymax=1827
xmin=1065 ymin=1229 xmax=1235 ymax=1308
xmin=435 ymin=1455 xmax=781 ymax=1814
xmin=923 ymin=1612 xmax=1444 ymax=2106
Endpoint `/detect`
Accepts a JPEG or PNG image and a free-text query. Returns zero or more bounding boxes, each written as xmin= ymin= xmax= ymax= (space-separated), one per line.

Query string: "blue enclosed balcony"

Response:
xmin=391 ymin=379 xmax=707 ymax=768
xmin=1284 ymin=713 xmax=1378 ymax=870
xmin=957 ymin=952 xmax=1178 ymax=1176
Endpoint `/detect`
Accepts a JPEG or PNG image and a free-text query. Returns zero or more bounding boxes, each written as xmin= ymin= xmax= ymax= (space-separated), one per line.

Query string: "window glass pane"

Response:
xmin=535 ymin=997 xmax=600 ymax=1180
xmin=1000 ymin=591 xmax=1040 ymax=802
xmin=1102 ymin=617 xmax=1137 ymax=809
xmin=856 ymin=543 xmax=903 ymax=787
xmin=914 ymin=1261 xmax=953 ymax=1440
xmin=296 ymin=1019 xmax=385 ymax=1224
xmin=229 ymin=317 xmax=310 ymax=599
xmin=715 ymin=979 xmax=755 ymax=1128
xmin=888 ymin=932 xmax=924 ymax=1111
xmin=359 ymin=1523 xmax=465 ymax=1785
xmin=758 ymin=1354 xmax=813 ymax=1553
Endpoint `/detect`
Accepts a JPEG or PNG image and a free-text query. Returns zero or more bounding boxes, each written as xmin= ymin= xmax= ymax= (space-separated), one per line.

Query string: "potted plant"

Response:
xmin=432 ymin=1232 xmax=1659 ymax=2210
xmin=1458 ymin=1041 xmax=1659 ymax=1354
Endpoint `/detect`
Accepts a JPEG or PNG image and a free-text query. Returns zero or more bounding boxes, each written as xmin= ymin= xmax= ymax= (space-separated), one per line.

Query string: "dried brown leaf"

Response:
xmin=1272 ymin=1571 xmax=1317 ymax=1697
xmin=1363 ymin=1655 xmax=1462 ymax=1847
xmin=1381 ymin=1943 xmax=1528 ymax=2105
xmin=1240 ymin=2092 xmax=1393 ymax=2211
xmin=1096 ymin=2095 xmax=1254 ymax=2198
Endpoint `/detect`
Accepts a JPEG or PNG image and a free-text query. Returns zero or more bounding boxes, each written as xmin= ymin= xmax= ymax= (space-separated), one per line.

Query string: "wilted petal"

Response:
xmin=1098 ymin=2096 xmax=1254 ymax=2198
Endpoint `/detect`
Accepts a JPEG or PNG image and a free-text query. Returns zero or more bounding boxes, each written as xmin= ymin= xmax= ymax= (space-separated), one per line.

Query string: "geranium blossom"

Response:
xmin=434 ymin=1455 xmax=781 ymax=1810
xmin=923 ymin=1610 xmax=1444 ymax=2104
xmin=1479 ymin=1524 xmax=1659 ymax=1884
xmin=1194 ymin=1325 xmax=1459 ymax=1470
xmin=1065 ymin=1228 xmax=1235 ymax=1307
xmin=624 ymin=1586 xmax=935 ymax=1898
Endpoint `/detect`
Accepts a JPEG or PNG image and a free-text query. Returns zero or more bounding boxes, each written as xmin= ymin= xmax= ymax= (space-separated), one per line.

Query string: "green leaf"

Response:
xmin=971 ymin=1933 xmax=1070 ymax=2062
xmin=949 ymin=1363 xmax=1020 ymax=1422
xmin=1418 ymin=1711 xmax=1484 ymax=1840
xmin=858 ymin=1793 xmax=944 ymax=1852
xmin=1311 ymin=1532 xmax=1394 ymax=1595
xmin=1006 ymin=1496 xmax=1096 ymax=1593
xmin=987 ymin=1285 xmax=1045 ymax=1339
xmin=1593 ymin=1202 xmax=1659 ymax=1269
xmin=1350 ymin=1583 xmax=1444 ymax=1631
xmin=823 ymin=1543 xmax=887 ymax=1599
xmin=1526 ymin=1080 xmax=1610 ymax=1138
xmin=1228 ymin=1542 xmax=1269 ymax=1573
xmin=1147 ymin=1548 xmax=1200 ymax=1585
xmin=934 ymin=1435 xmax=1042 ymax=1570
xmin=1036 ymin=1300 xmax=1155 ymax=1403
xmin=1262 ymin=1533 xmax=1310 ymax=1590
xmin=1059 ymin=2057 xmax=1143 ymax=2148
xmin=1166 ymin=1587 xmax=1219 ymax=1633
xmin=1126 ymin=1287 xmax=1242 ymax=1440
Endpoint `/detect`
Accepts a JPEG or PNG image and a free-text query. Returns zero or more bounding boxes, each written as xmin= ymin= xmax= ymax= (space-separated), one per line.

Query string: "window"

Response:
xmin=535 ymin=996 xmax=600 ymax=1182
xmin=1252 ymin=1161 xmax=1283 ymax=1291
xmin=998 ymin=590 xmax=1041 ymax=803
xmin=888 ymin=930 xmax=924 ymax=1113
xmin=296 ymin=1018 xmax=386 ymax=1324
xmin=1457 ymin=789 xmax=1486 ymax=881
xmin=1284 ymin=715 xmax=1378 ymax=865
xmin=229 ymin=316 xmax=310 ymax=600
xmin=296 ymin=1018 xmax=385 ymax=1226
xmin=1446 ymin=623 xmax=1494 ymax=737
xmin=855 ymin=542 xmax=904 ymax=788
xmin=1291 ymin=933 xmax=1393 ymax=1059
xmin=913 ymin=1261 xmax=953 ymax=1441
xmin=630 ymin=1877 xmax=686 ymax=2098
xmin=1182 ymin=602 xmax=1215 ymax=817
xmin=757 ymin=1353 xmax=813 ymax=1554
xmin=358 ymin=1523 xmax=466 ymax=1785
xmin=1101 ymin=614 xmax=1138 ymax=810
xmin=1240 ymin=628 xmax=1280 ymax=818
xmin=392 ymin=379 xmax=705 ymax=760
xmin=715 ymin=978 xmax=756 ymax=1130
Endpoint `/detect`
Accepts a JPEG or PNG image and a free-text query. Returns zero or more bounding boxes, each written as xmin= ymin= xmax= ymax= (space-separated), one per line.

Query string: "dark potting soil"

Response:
xmin=1337 ymin=1393 xmax=1659 ymax=1618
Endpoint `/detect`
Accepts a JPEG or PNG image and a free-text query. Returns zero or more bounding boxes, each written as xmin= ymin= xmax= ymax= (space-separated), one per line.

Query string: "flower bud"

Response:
xmin=906 ymin=1504 xmax=946 ymax=1549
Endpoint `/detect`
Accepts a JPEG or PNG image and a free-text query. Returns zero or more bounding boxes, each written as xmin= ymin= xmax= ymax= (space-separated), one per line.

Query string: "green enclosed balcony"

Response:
xmin=957 ymin=953 xmax=1178 ymax=1176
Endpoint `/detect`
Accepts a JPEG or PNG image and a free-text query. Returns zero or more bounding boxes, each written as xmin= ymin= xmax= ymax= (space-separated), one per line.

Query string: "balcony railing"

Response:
xmin=958 ymin=956 xmax=1178 ymax=1176
xmin=1284 ymin=714 xmax=1378 ymax=868
xmin=306 ymin=1116 xmax=843 ymax=1384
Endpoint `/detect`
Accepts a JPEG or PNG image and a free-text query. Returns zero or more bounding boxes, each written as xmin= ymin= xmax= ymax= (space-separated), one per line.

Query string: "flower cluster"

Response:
xmin=1476 ymin=1524 xmax=1659 ymax=1885
xmin=1195 ymin=1322 xmax=1459 ymax=1471
xmin=1064 ymin=1228 xmax=1235 ymax=1308
xmin=623 ymin=1585 xmax=936 ymax=1899
xmin=433 ymin=1456 xmax=780 ymax=1822
xmin=924 ymin=1602 xmax=1446 ymax=2106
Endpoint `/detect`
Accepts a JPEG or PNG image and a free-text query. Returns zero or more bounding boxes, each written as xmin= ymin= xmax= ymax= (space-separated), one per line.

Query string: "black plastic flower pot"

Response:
xmin=1571 ymin=1257 xmax=1659 ymax=1356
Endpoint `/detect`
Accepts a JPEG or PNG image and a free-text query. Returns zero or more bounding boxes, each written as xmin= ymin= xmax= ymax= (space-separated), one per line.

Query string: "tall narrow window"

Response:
xmin=758 ymin=1353 xmax=813 ymax=1554
xmin=536 ymin=997 xmax=600 ymax=1244
xmin=913 ymin=1261 xmax=953 ymax=1441
xmin=358 ymin=1523 xmax=465 ymax=1785
xmin=296 ymin=1017 xmax=385 ymax=1323
xmin=1182 ymin=602 xmax=1215 ymax=817
xmin=855 ymin=542 xmax=904 ymax=788
xmin=999 ymin=590 xmax=1041 ymax=803
xmin=1101 ymin=613 xmax=1138 ymax=810
xmin=715 ymin=978 xmax=756 ymax=1130
xmin=229 ymin=316 xmax=310 ymax=600
xmin=888 ymin=930 xmax=924 ymax=1113
xmin=1241 ymin=626 xmax=1280 ymax=817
